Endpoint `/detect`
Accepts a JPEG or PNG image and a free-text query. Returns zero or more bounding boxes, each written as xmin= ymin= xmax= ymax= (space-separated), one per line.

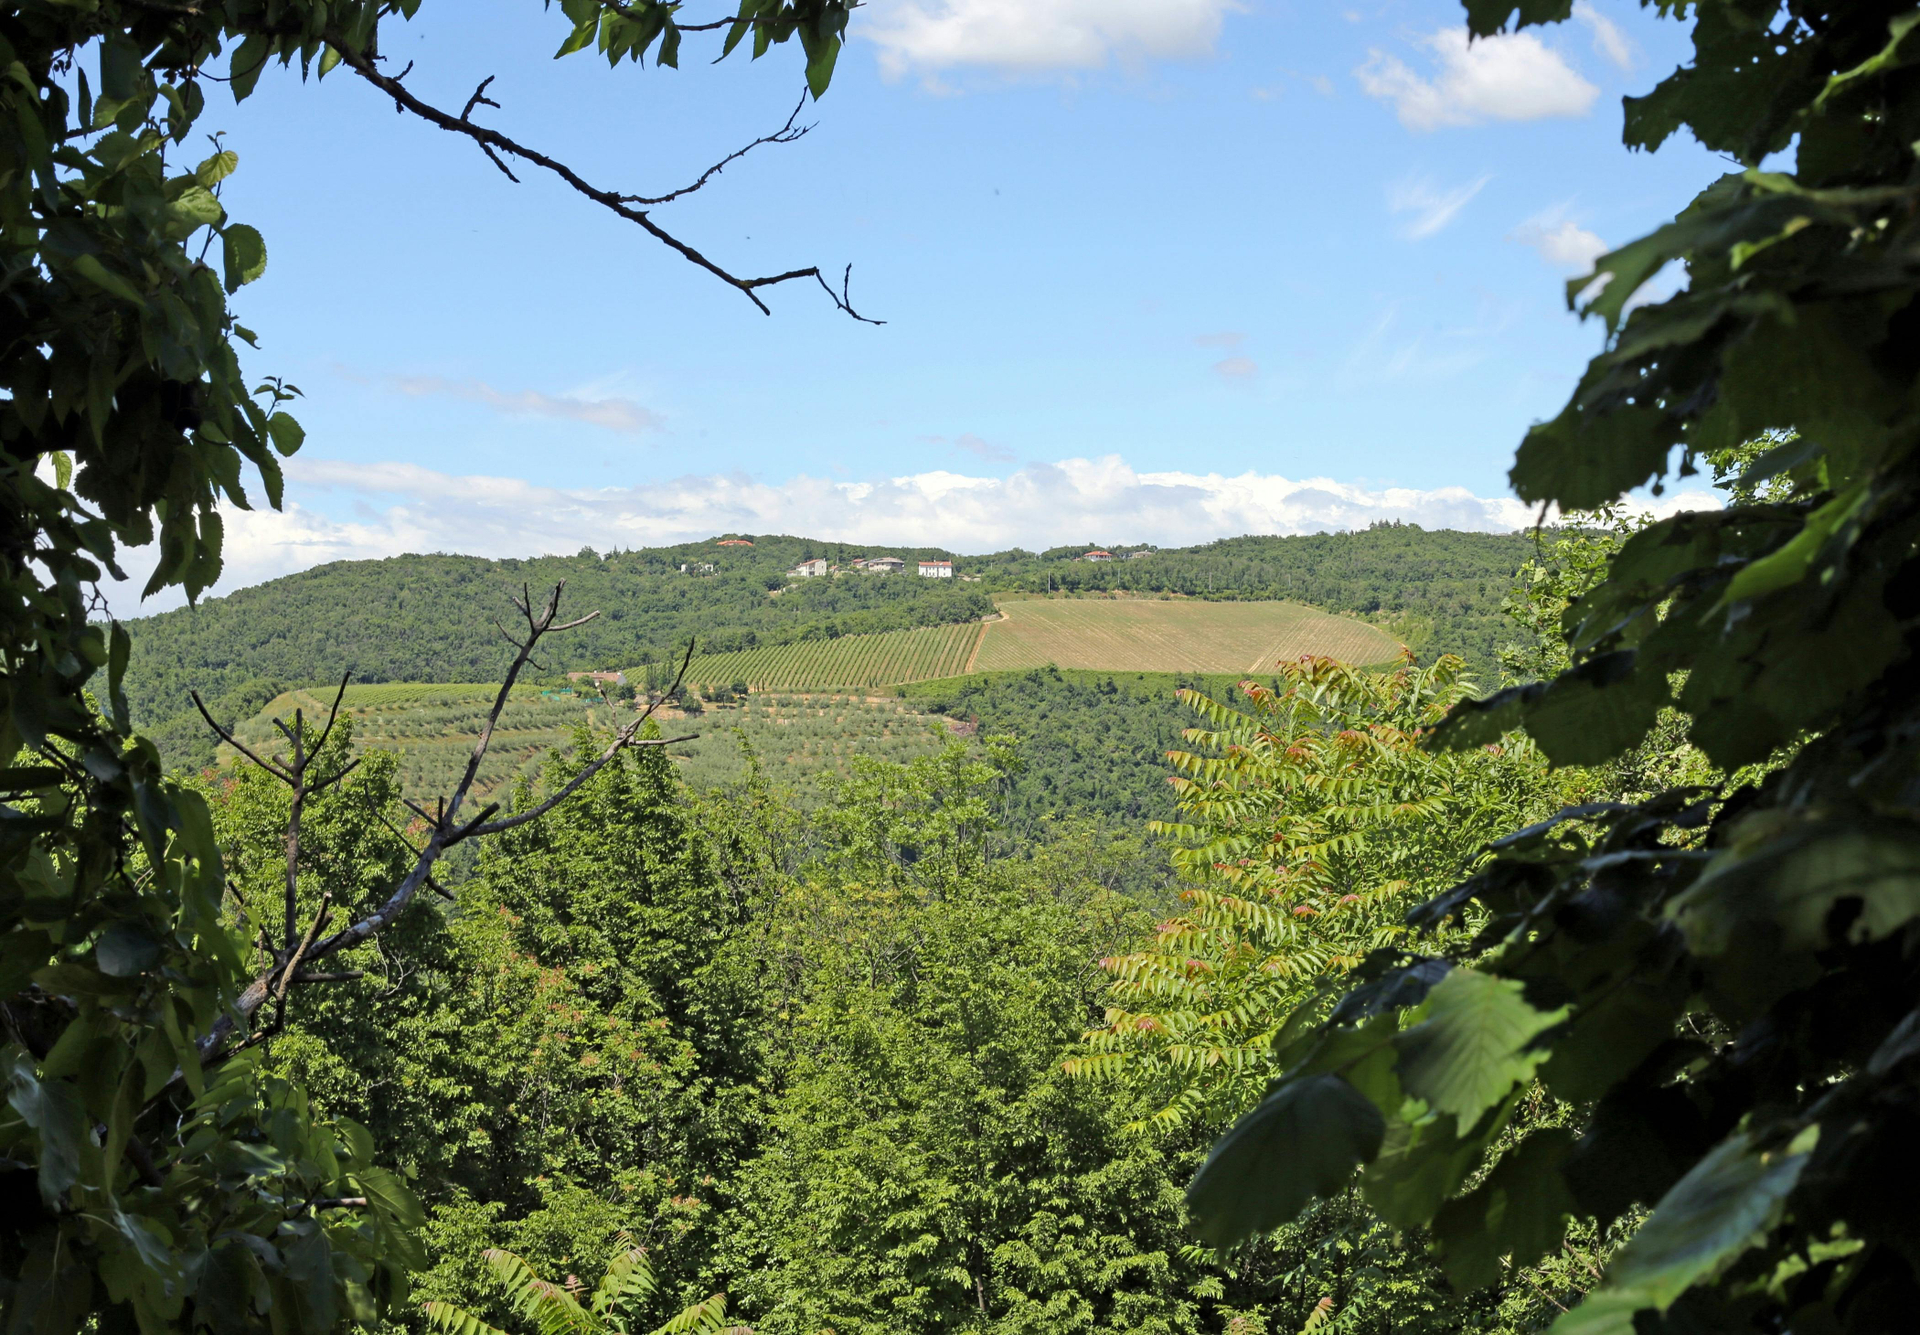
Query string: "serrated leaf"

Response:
xmin=1395 ymin=969 xmax=1565 ymax=1131
xmin=1186 ymin=1074 xmax=1386 ymax=1248
xmin=196 ymin=149 xmax=239 ymax=186
xmin=265 ymin=412 xmax=305 ymax=456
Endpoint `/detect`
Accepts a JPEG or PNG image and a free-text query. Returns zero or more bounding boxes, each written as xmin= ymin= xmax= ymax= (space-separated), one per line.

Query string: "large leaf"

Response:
xmin=1185 ymin=1074 xmax=1386 ymax=1249
xmin=1667 ymin=816 xmax=1920 ymax=957
xmin=1394 ymin=969 xmax=1565 ymax=1131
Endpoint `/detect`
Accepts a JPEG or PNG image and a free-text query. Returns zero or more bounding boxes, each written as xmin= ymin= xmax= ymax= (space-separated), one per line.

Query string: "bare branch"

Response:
xmin=623 ymin=92 xmax=811 ymax=206
xmin=191 ymin=690 xmax=293 ymax=783
xmin=322 ymin=38 xmax=881 ymax=322
xmin=275 ymin=895 xmax=332 ymax=1008
xmin=307 ymin=671 xmax=355 ymax=761
xmin=309 ymin=756 xmax=363 ymax=795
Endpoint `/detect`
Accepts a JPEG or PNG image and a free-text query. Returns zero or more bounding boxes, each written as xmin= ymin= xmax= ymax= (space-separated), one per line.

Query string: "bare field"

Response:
xmin=970 ymin=597 xmax=1400 ymax=674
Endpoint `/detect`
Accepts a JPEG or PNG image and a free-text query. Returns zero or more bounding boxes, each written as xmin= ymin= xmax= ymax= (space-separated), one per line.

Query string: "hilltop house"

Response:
xmin=1082 ymin=550 xmax=1113 ymax=562
xmin=918 ymin=560 xmax=953 ymax=578
xmin=788 ymin=558 xmax=829 ymax=578
xmin=864 ymin=556 xmax=906 ymax=574
xmin=716 ymin=538 xmax=754 ymax=547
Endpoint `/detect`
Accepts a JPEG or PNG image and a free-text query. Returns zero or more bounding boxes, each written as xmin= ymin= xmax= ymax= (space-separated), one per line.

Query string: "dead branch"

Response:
xmin=321 ymin=37 xmax=881 ymax=322
xmin=193 ymin=584 xmax=681 ymax=1061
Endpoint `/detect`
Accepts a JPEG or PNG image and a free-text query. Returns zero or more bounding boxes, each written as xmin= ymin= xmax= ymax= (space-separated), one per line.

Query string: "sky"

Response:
xmin=112 ymin=0 xmax=1728 ymax=614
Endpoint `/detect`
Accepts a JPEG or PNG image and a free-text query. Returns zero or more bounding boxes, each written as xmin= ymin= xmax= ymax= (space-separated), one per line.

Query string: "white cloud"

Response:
xmin=1389 ymin=173 xmax=1492 ymax=239
xmin=1212 ymin=356 xmax=1258 ymax=379
xmin=1356 ymin=27 xmax=1598 ymax=130
xmin=1573 ymin=1 xmax=1635 ymax=70
xmin=863 ymin=0 xmax=1239 ymax=78
xmin=1512 ymin=208 xmax=1608 ymax=271
xmin=96 ymin=456 xmax=1710 ymax=617
xmin=386 ymin=374 xmax=664 ymax=434
xmin=102 ymin=456 xmax=1727 ymax=617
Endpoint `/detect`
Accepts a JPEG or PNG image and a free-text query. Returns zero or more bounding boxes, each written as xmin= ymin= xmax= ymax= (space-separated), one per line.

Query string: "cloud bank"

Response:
xmin=107 ymin=456 xmax=1723 ymax=617
xmin=1357 ymin=27 xmax=1598 ymax=129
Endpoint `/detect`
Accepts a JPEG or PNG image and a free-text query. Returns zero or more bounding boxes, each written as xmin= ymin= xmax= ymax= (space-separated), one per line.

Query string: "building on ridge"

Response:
xmin=788 ymin=557 xmax=829 ymax=578
xmin=716 ymin=538 xmax=754 ymax=547
xmin=918 ymin=559 xmax=953 ymax=578
xmin=1082 ymin=549 xmax=1113 ymax=562
xmin=864 ymin=556 xmax=906 ymax=574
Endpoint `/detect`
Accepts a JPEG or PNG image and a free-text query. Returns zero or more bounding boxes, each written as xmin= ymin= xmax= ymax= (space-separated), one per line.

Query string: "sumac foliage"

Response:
xmin=1187 ymin=5 xmax=1920 ymax=1333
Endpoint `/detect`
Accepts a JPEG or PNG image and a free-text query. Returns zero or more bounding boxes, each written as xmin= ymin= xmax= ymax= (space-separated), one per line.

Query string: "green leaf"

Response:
xmin=195 ymin=149 xmax=239 ymax=187
xmin=1667 ymin=816 xmax=1920 ymax=957
xmin=7 ymin=1057 xmax=87 ymax=1203
xmin=69 ymin=253 xmax=147 ymax=306
xmin=1185 ymin=1074 xmax=1386 ymax=1248
xmin=1550 ymin=1127 xmax=1817 ymax=1335
xmin=51 ymin=450 xmax=72 ymax=490
xmin=1520 ymin=650 xmax=1669 ymax=767
xmin=1432 ymin=1128 xmax=1579 ymax=1291
xmin=1394 ymin=969 xmax=1565 ymax=1131
xmin=265 ymin=412 xmax=305 ymax=457
xmin=96 ymin=921 xmax=164 ymax=977
xmin=1716 ymin=480 xmax=1867 ymax=606
xmin=169 ymin=184 xmax=226 ymax=230
xmin=221 ymin=224 xmax=268 ymax=292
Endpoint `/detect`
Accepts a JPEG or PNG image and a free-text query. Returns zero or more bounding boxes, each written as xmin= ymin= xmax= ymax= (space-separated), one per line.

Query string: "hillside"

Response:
xmin=126 ymin=524 xmax=1539 ymax=767
xmin=973 ymin=595 xmax=1399 ymax=673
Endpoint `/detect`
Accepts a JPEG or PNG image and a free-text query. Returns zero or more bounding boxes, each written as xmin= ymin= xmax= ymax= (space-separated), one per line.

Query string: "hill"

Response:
xmin=125 ymin=524 xmax=1539 ymax=767
xmin=972 ymin=595 xmax=1399 ymax=673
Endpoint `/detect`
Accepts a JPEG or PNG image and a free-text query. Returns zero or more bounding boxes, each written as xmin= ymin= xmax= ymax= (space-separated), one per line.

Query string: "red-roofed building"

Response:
xmin=716 ymin=538 xmax=754 ymax=546
xmin=1082 ymin=550 xmax=1113 ymax=562
xmin=918 ymin=560 xmax=953 ymax=578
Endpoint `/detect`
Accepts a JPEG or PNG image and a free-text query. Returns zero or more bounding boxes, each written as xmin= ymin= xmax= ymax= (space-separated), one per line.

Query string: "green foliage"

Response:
xmin=423 ymin=1235 xmax=730 ymax=1335
xmin=1 ymin=1 xmax=846 ymax=1329
xmin=1185 ymin=4 xmax=1920 ymax=1332
xmin=1070 ymin=655 xmax=1558 ymax=1130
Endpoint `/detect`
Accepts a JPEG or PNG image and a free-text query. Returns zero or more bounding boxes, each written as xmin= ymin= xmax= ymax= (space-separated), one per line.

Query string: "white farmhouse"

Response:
xmin=788 ymin=557 xmax=829 ymax=578
xmin=918 ymin=560 xmax=953 ymax=578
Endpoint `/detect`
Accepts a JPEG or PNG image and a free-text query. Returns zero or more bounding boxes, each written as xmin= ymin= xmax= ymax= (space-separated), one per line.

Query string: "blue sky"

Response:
xmin=120 ymin=0 xmax=1727 ymax=610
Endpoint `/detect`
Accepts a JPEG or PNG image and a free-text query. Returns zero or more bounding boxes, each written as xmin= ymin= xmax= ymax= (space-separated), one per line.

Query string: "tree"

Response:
xmin=424 ymin=1235 xmax=732 ymax=1335
xmin=3 ymin=1 xmax=860 ymax=1329
xmin=1186 ymin=5 xmax=1920 ymax=1333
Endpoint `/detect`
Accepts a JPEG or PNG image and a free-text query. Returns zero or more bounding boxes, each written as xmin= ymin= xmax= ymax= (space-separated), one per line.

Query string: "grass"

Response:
xmin=672 ymin=621 xmax=983 ymax=693
xmin=972 ymin=595 xmax=1400 ymax=674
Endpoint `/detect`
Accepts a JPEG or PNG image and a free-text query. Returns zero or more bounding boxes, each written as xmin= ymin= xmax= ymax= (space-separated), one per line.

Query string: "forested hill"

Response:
xmin=121 ymin=524 xmax=1537 ymax=764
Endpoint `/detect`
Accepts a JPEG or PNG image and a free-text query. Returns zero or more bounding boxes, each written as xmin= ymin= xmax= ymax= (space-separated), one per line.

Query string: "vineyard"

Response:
xmin=217 ymin=683 xmax=953 ymax=804
xmin=971 ymin=595 xmax=1400 ymax=674
xmin=223 ymin=683 xmax=610 ymax=801
xmin=670 ymin=693 xmax=954 ymax=796
xmin=675 ymin=621 xmax=983 ymax=693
